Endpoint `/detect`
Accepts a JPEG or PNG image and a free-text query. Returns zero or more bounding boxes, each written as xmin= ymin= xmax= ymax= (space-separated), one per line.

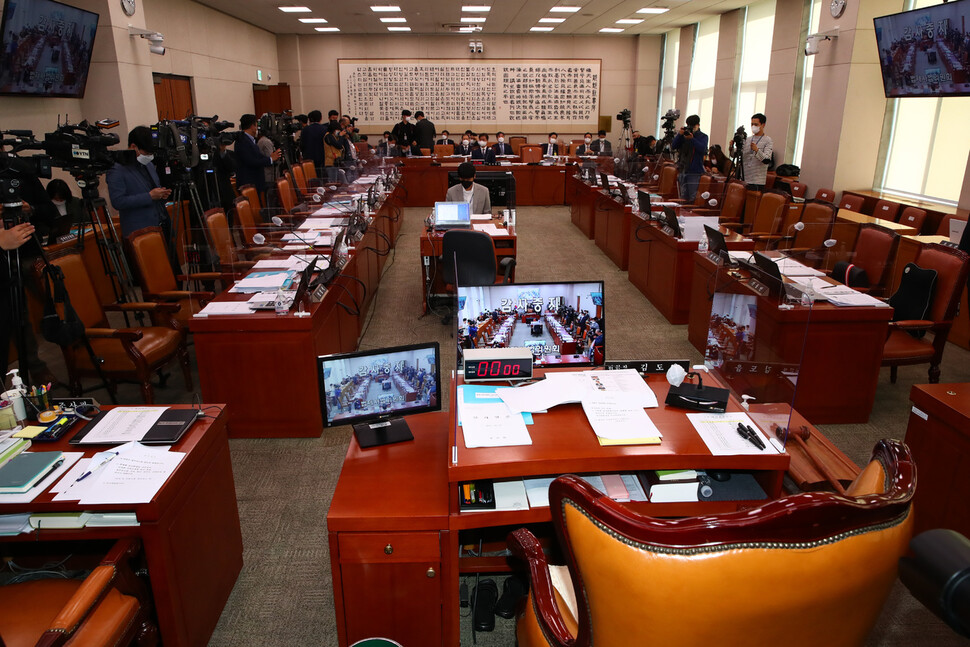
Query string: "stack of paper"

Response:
xmin=686 ymin=412 xmax=779 ymax=456
xmin=821 ymin=287 xmax=890 ymax=307
xmin=458 ymin=385 xmax=532 ymax=449
xmin=53 ymin=442 xmax=184 ymax=505
xmin=0 ymin=513 xmax=31 ymax=536
xmin=774 ymin=258 xmax=824 ymax=277
xmin=194 ymin=301 xmax=254 ymax=316
xmin=229 ymin=271 xmax=294 ymax=293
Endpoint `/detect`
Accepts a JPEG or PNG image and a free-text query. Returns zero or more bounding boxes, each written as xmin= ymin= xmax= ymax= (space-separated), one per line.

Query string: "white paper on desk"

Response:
xmin=194 ymin=301 xmax=254 ymax=316
xmin=460 ymin=401 xmax=532 ymax=448
xmin=53 ymin=443 xmax=147 ymax=501
xmin=823 ymin=290 xmax=890 ymax=307
xmin=578 ymin=369 xmax=659 ymax=408
xmin=50 ymin=458 xmax=90 ymax=493
xmin=0 ymin=452 xmax=83 ymax=504
xmin=78 ymin=445 xmax=184 ymax=505
xmin=581 ymin=392 xmax=662 ymax=440
xmin=686 ymin=412 xmax=778 ymax=456
xmin=492 ymin=480 xmax=530 ymax=511
xmin=470 ymin=214 xmax=492 ymax=221
xmin=78 ymin=407 xmax=167 ymax=444
xmin=788 ymin=276 xmax=836 ymax=292
xmin=298 ymin=218 xmax=340 ymax=229
xmin=728 ymin=250 xmax=754 ymax=262
xmin=281 ymin=243 xmax=314 ymax=251
xmin=230 ymin=271 xmax=292 ymax=292
xmin=524 ymin=477 xmax=555 ymax=508
xmin=774 ymin=258 xmax=824 ymax=277
xmin=252 ymin=258 xmax=293 ymax=270
xmin=497 ymin=377 xmax=580 ymax=414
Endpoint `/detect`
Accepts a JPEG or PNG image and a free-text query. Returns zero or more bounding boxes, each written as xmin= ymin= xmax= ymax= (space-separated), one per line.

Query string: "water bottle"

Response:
xmin=275 ymin=288 xmax=289 ymax=316
xmin=698 ymin=236 xmax=708 ymax=253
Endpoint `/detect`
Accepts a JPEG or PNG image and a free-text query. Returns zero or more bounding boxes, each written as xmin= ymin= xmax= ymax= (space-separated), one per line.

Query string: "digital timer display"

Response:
xmin=463 ymin=355 xmax=533 ymax=382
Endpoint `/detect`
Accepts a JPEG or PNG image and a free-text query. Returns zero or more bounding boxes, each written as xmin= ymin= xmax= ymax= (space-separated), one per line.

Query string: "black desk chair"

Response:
xmin=440 ymin=229 xmax=515 ymax=325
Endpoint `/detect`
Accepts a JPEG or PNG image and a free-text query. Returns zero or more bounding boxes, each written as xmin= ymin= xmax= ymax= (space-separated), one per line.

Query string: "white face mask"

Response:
xmin=584 ymin=137 xmax=591 ymax=144
xmin=549 ymin=138 xmax=557 ymax=145
xmin=137 ymin=153 xmax=154 ymax=165
xmin=478 ymin=140 xmax=487 ymax=146
xmin=462 ymin=139 xmax=469 ymax=145
xmin=497 ymin=137 xmax=504 ymax=143
xmin=751 ymin=125 xmax=760 ymax=134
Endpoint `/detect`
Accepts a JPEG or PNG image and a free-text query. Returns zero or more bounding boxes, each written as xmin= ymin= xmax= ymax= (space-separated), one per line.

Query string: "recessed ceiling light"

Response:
xmin=460 ymin=16 xmax=487 ymax=22
xmin=549 ymin=6 xmax=581 ymax=12
xmin=616 ymin=18 xmax=644 ymax=24
xmin=462 ymin=5 xmax=491 ymax=11
xmin=539 ymin=17 xmax=566 ymax=23
xmin=278 ymin=6 xmax=311 ymax=12
xmin=299 ymin=18 xmax=328 ymax=23
xmin=531 ymin=26 xmax=555 ymax=31
xmin=387 ymin=26 xmax=411 ymax=31
xmin=370 ymin=5 xmax=401 ymax=12
xmin=599 ymin=27 xmax=624 ymax=32
xmin=458 ymin=26 xmax=478 ymax=32
xmin=315 ymin=27 xmax=340 ymax=31
xmin=636 ymin=7 xmax=669 ymax=14
xmin=380 ymin=17 xmax=407 ymax=22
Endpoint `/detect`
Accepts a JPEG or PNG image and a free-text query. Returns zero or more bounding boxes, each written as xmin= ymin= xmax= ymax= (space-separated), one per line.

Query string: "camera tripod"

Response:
xmin=167 ymin=171 xmax=217 ymax=276
xmin=615 ymin=123 xmax=634 ymax=180
xmin=729 ymin=146 xmax=745 ymax=182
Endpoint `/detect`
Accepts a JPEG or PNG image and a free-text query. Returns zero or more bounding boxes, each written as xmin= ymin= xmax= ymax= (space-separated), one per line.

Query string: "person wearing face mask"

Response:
xmin=733 ymin=113 xmax=773 ymax=191
xmin=106 ymin=125 xmax=174 ymax=238
xmin=591 ymin=129 xmax=612 ymax=156
xmin=391 ymin=109 xmax=414 ymax=152
xmin=234 ymin=113 xmax=282 ymax=203
xmin=413 ymin=110 xmax=436 ymax=151
xmin=437 ymin=130 xmax=455 ymax=147
xmin=39 ymin=179 xmax=85 ymax=245
xmin=541 ymin=132 xmax=559 ymax=157
xmin=576 ymin=133 xmax=594 ymax=156
xmin=670 ymin=114 xmax=708 ymax=202
xmin=455 ymin=135 xmax=474 ymax=156
xmin=445 ymin=162 xmax=492 ymax=214
xmin=492 ymin=132 xmax=512 ymax=156
xmin=471 ymin=134 xmax=495 ymax=163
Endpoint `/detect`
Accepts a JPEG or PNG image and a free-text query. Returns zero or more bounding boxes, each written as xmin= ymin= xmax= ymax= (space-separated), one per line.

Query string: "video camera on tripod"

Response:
xmin=657 ymin=108 xmax=681 ymax=157
xmin=616 ymin=108 xmax=632 ymax=128
xmin=258 ymin=111 xmax=301 ymax=163
xmin=151 ymin=115 xmax=234 ymax=176
xmin=1 ymin=131 xmax=53 ymax=228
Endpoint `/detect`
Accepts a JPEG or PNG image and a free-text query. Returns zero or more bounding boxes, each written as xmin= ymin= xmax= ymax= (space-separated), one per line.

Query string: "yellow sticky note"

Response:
xmin=13 ymin=426 xmax=46 ymax=439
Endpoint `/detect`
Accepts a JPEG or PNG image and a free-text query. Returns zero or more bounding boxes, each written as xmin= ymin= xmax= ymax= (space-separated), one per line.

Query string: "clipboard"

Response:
xmin=69 ymin=408 xmax=199 ymax=445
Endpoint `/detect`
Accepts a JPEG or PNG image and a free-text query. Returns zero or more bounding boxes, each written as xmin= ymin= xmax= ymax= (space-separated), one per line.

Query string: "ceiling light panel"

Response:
xmin=616 ymin=19 xmax=644 ymax=24
xmin=531 ymin=26 xmax=554 ymax=31
xmin=380 ymin=17 xmax=407 ymax=22
xmin=549 ymin=6 xmax=581 ymax=12
xmin=636 ymin=7 xmax=669 ymax=14
xmin=298 ymin=18 xmax=328 ymax=23
xmin=315 ymin=27 xmax=340 ymax=31
xmin=462 ymin=5 xmax=491 ymax=11
xmin=599 ymin=27 xmax=624 ymax=32
xmin=278 ymin=6 xmax=311 ymax=12
xmin=387 ymin=26 xmax=411 ymax=31
xmin=539 ymin=17 xmax=565 ymax=23
xmin=370 ymin=5 xmax=402 ymax=12
xmin=460 ymin=17 xmax=487 ymax=22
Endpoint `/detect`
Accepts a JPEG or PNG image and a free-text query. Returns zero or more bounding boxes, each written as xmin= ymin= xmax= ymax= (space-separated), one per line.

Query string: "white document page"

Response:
xmin=774 ymin=258 xmax=824 ymax=277
xmin=78 ymin=407 xmax=167 ymax=444
xmin=497 ymin=376 xmax=582 ymax=414
xmin=581 ymin=392 xmax=663 ymax=441
xmin=580 ymin=369 xmax=659 ymax=408
xmin=470 ymin=214 xmax=492 ymax=221
xmin=822 ymin=289 xmax=890 ymax=307
xmin=194 ymin=301 xmax=254 ymax=317
xmin=252 ymin=258 xmax=295 ymax=270
xmin=460 ymin=401 xmax=532 ymax=448
xmin=686 ymin=412 xmax=778 ymax=456
xmin=78 ymin=445 xmax=185 ymax=505
xmin=491 ymin=480 xmax=530 ymax=512
xmin=230 ymin=271 xmax=292 ymax=292
xmin=523 ymin=477 xmax=555 ymax=508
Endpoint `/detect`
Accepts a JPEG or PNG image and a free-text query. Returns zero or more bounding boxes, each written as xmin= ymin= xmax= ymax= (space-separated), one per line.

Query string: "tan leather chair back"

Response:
xmin=49 ymin=252 xmax=105 ymax=328
xmin=937 ymin=213 xmax=968 ymax=237
xmin=873 ymin=199 xmax=901 ymax=222
xmin=765 ymin=170 xmax=777 ymax=189
xmin=839 ymin=193 xmax=866 ymax=213
xmin=750 ymin=190 xmax=789 ymax=234
xmin=239 ymin=184 xmax=262 ymax=211
xmin=657 ymin=164 xmax=678 ymax=199
xmin=126 ymin=227 xmax=178 ymax=296
xmin=815 ymin=187 xmax=836 ymax=203
xmin=277 ymin=177 xmax=296 ymax=213
xmin=789 ymin=181 xmax=807 ymax=200
xmin=509 ymin=136 xmax=527 ymax=155
xmin=291 ymin=164 xmax=308 ymax=198
xmin=691 ymin=175 xmax=713 ymax=206
xmin=793 ymin=201 xmax=836 ymax=249
xmin=744 ymin=189 xmax=762 ymax=227
xmin=434 ymin=144 xmax=454 ymax=157
xmin=854 ymin=224 xmax=898 ymax=291
xmin=301 ymin=160 xmax=317 ymax=181
xmin=899 ymin=207 xmax=927 ymax=232
xmin=718 ymin=181 xmax=746 ymax=222
xmin=519 ymin=145 xmax=542 ymax=163
xmin=234 ymin=197 xmax=259 ymax=244
xmin=204 ymin=208 xmax=233 ymax=263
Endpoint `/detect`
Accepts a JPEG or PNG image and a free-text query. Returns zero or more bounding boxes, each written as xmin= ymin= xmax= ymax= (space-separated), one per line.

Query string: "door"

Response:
xmin=252 ymin=83 xmax=292 ymax=116
xmin=153 ymin=74 xmax=194 ymax=121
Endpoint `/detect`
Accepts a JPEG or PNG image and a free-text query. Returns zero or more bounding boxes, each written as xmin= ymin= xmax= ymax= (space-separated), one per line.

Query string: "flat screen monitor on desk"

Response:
xmin=704 ymin=224 xmax=731 ymax=264
xmin=662 ymin=207 xmax=683 ymax=239
xmin=456 ymin=281 xmax=605 ymax=368
xmin=434 ymin=201 xmax=472 ymax=229
xmin=313 ymin=228 xmax=346 ymax=287
xmin=318 ymin=342 xmax=441 ymax=448
xmin=638 ymin=190 xmax=653 ymax=219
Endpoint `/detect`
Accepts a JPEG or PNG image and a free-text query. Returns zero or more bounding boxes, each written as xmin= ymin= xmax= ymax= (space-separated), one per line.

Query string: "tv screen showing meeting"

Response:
xmin=457 ymin=281 xmax=606 ymax=368
xmin=0 ymin=0 xmax=99 ymax=98
xmin=318 ymin=342 xmax=441 ymax=446
xmin=874 ymin=2 xmax=970 ymax=98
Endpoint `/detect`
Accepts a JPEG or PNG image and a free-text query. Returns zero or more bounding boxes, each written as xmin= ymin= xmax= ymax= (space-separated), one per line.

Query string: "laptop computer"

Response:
xmin=70 ymin=408 xmax=199 ymax=445
xmin=433 ymin=201 xmax=472 ymax=230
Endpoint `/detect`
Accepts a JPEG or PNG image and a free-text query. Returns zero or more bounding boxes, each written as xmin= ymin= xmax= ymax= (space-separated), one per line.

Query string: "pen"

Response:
xmin=743 ymin=423 xmax=766 ymax=450
xmin=736 ymin=423 xmax=762 ymax=451
xmin=33 ymin=458 xmax=65 ymax=488
xmin=74 ymin=451 xmax=119 ymax=482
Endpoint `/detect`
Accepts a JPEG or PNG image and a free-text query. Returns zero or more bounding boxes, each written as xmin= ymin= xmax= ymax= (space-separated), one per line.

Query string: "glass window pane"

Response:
xmin=736 ymin=0 xmax=776 ymax=124
xmin=882 ymin=97 xmax=936 ymax=195
xmin=658 ymin=29 xmax=680 ymax=134
xmin=793 ymin=0 xmax=822 ymax=167
xmin=924 ymin=97 xmax=970 ymax=202
xmin=687 ymin=15 xmax=721 ymax=133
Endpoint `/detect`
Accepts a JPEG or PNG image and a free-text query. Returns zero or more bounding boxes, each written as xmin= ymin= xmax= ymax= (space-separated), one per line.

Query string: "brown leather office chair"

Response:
xmin=815 ymin=187 xmax=836 ymax=203
xmin=290 ymin=163 xmax=309 ymax=200
xmin=669 ymin=174 xmax=713 ymax=206
xmin=882 ymin=243 xmax=970 ymax=384
xmin=839 ymin=193 xmax=866 ymax=213
xmin=0 ymin=538 xmax=157 ymax=647
xmin=48 ymin=249 xmax=192 ymax=403
xmin=788 ymin=180 xmax=808 ymax=200
xmin=234 ymin=196 xmax=282 ymax=248
xmin=898 ymin=206 xmax=927 ymax=233
xmin=125 ymin=227 xmax=216 ymax=330
xmin=509 ymin=439 xmax=915 ymax=647
xmin=873 ymin=199 xmax=901 ymax=222
xmin=519 ymin=145 xmax=543 ymax=164
xmin=765 ymin=170 xmax=777 ymax=189
xmin=301 ymin=160 xmax=317 ymax=182
xmin=238 ymin=184 xmax=262 ymax=212
xmin=936 ymin=213 xmax=968 ymax=236
xmin=656 ymin=164 xmax=679 ymax=199
xmin=509 ymin=136 xmax=527 ymax=155
xmin=442 ymin=230 xmax=515 ymax=287
xmin=203 ymin=208 xmax=259 ymax=275
xmin=725 ymin=190 xmax=789 ymax=248
xmin=434 ymin=144 xmax=454 ymax=157
xmin=419 ymin=147 xmax=431 ymax=156
xmin=841 ymin=223 xmax=899 ymax=296
xmin=784 ymin=200 xmax=837 ymax=263
xmin=696 ymin=179 xmax=745 ymax=223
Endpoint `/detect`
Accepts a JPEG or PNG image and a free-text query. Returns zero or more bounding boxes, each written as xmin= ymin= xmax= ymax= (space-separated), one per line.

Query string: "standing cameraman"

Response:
xmin=671 ymin=114 xmax=708 ymax=202
xmin=0 ymin=222 xmax=35 ymax=375
xmin=733 ymin=113 xmax=773 ymax=191
xmin=235 ymin=114 xmax=281 ymax=204
xmin=106 ymin=126 xmax=172 ymax=238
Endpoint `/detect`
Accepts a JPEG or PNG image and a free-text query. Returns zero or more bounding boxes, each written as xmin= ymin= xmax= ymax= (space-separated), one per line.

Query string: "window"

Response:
xmin=657 ymin=28 xmax=680 ymax=134
xmin=792 ymin=0 xmax=821 ymax=167
xmin=877 ymin=0 xmax=970 ymax=203
xmin=735 ymin=0 xmax=776 ymax=128
xmin=686 ymin=15 xmax=721 ymax=134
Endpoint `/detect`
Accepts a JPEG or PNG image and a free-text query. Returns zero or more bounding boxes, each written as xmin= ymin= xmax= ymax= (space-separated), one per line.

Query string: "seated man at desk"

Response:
xmin=591 ymin=129 xmax=613 ymax=156
xmin=541 ymin=132 xmax=560 ymax=156
xmin=492 ymin=132 xmax=513 ymax=156
xmin=576 ymin=133 xmax=594 ymax=156
xmin=455 ymin=135 xmax=475 ymax=156
xmin=445 ymin=162 xmax=492 ymax=214
xmin=471 ymin=133 xmax=496 ymax=163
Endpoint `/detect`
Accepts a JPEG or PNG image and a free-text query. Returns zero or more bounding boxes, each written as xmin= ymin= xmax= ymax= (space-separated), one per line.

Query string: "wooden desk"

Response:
xmin=628 ymin=217 xmax=754 ymax=325
xmin=687 ymin=252 xmax=893 ymax=423
xmin=400 ymin=163 xmax=568 ymax=207
xmin=831 ymin=208 xmax=919 ymax=262
xmin=189 ymin=186 xmax=403 ymax=437
xmin=0 ymin=406 xmax=242 ymax=647
xmin=905 ymin=383 xmax=970 ymax=537
xmin=418 ymin=219 xmax=517 ymax=314
xmin=842 ymin=189 xmax=957 ymax=235
xmin=569 ymin=173 xmax=597 ymax=239
xmin=593 ymin=193 xmax=633 ymax=270
xmin=328 ymin=371 xmax=798 ymax=646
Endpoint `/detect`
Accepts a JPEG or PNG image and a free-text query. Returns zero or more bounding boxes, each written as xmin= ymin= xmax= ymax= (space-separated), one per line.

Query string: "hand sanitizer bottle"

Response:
xmin=275 ymin=288 xmax=289 ymax=316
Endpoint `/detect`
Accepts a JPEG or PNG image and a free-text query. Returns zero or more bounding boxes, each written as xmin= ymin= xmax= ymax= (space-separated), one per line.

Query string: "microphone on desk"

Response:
xmin=782 ymin=223 xmax=838 ymax=260
xmin=271 ymin=216 xmax=317 ymax=250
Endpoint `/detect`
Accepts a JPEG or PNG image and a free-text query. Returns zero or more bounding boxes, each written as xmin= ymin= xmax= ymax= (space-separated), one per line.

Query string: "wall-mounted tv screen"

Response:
xmin=0 ymin=0 xmax=99 ymax=98
xmin=874 ymin=1 xmax=970 ymax=97
xmin=457 ymin=281 xmax=605 ymax=368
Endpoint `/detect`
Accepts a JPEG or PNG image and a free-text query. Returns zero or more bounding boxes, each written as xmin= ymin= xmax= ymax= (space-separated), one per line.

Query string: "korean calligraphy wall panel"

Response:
xmin=339 ymin=59 xmax=601 ymax=129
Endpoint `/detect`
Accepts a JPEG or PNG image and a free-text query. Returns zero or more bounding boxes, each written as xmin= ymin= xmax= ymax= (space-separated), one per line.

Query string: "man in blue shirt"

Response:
xmin=671 ymin=114 xmax=708 ymax=202
xmin=106 ymin=126 xmax=172 ymax=238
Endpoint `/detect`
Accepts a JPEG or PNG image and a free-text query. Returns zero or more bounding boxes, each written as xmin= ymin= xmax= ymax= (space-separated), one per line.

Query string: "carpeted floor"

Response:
xmin=34 ymin=204 xmax=970 ymax=645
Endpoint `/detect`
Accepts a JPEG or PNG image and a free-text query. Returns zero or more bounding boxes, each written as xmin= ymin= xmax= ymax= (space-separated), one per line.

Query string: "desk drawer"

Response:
xmin=338 ymin=531 xmax=440 ymax=563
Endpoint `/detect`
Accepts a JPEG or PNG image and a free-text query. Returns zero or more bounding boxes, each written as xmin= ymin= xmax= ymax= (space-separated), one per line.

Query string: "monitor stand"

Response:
xmin=353 ymin=417 xmax=414 ymax=449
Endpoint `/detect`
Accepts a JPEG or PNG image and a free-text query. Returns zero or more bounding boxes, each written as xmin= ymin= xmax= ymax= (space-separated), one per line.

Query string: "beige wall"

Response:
xmin=711 ymin=10 xmax=743 ymax=149
xmin=764 ymin=0 xmax=805 ymax=164
xmin=277 ymin=33 xmax=660 ymax=143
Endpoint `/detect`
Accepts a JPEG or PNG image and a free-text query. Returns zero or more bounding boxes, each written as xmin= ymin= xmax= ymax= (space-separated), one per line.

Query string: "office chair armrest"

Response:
xmin=507 ymin=528 xmax=574 ymax=647
xmin=890 ymin=319 xmax=937 ymax=331
xmin=85 ymin=327 xmax=143 ymax=342
xmin=690 ymin=208 xmax=720 ymax=216
xmin=177 ymin=272 xmax=233 ymax=282
xmin=104 ymin=302 xmax=180 ymax=314
xmin=499 ymin=257 xmax=516 ymax=284
xmin=239 ymin=245 xmax=278 ymax=256
xmin=152 ymin=290 xmax=215 ymax=301
xmin=720 ymin=220 xmax=744 ymax=229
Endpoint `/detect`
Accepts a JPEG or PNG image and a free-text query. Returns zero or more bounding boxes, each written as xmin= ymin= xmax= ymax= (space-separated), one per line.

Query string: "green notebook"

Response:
xmin=0 ymin=452 xmax=64 ymax=494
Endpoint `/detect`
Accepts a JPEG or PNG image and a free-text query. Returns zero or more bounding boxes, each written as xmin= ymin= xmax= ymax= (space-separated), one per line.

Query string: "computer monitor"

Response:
xmin=318 ymin=342 xmax=441 ymax=448
xmin=291 ymin=256 xmax=318 ymax=310
xmin=456 ymin=281 xmax=606 ymax=368
xmin=637 ymin=190 xmax=652 ymax=218
xmin=662 ymin=207 xmax=682 ymax=239
xmin=704 ymin=224 xmax=730 ymax=262
xmin=313 ymin=228 xmax=346 ymax=287
xmin=599 ymin=172 xmax=610 ymax=190
xmin=433 ymin=201 xmax=472 ymax=228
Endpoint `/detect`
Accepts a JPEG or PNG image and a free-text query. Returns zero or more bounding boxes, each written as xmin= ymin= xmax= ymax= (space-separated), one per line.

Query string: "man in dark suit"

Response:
xmin=591 ymin=130 xmax=613 ymax=156
xmin=471 ymin=133 xmax=495 ymax=163
xmin=326 ymin=109 xmax=340 ymax=134
xmin=454 ymin=134 xmax=475 ymax=156
xmin=300 ymin=110 xmax=327 ymax=175
xmin=413 ymin=110 xmax=436 ymax=151
xmin=491 ymin=131 xmax=513 ymax=156
xmin=391 ymin=110 xmax=414 ymax=152
xmin=436 ymin=130 xmax=455 ymax=146
xmin=235 ymin=114 xmax=281 ymax=200
xmin=540 ymin=132 xmax=559 ymax=156
xmin=576 ymin=132 xmax=594 ymax=156
xmin=106 ymin=125 xmax=173 ymax=238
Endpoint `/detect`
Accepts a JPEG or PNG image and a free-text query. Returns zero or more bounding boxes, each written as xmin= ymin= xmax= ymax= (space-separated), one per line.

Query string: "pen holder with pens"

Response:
xmin=459 ymin=480 xmax=495 ymax=511
xmin=27 ymin=392 xmax=50 ymax=416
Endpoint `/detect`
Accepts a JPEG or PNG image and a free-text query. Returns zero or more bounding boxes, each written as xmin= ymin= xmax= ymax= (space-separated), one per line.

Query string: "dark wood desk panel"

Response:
xmin=400 ymin=163 xmax=567 ymax=208
xmin=842 ymin=189 xmax=957 ymax=235
xmin=0 ymin=407 xmax=241 ymax=647
xmin=570 ymin=179 xmax=596 ymax=239
xmin=905 ymin=383 xmax=970 ymax=537
xmin=401 ymin=164 xmax=449 ymax=207
xmin=605 ymin=201 xmax=633 ymax=271
xmin=516 ymin=165 xmax=567 ymax=205
xmin=627 ymin=216 xmax=656 ymax=297
xmin=688 ymin=252 xmax=893 ymax=423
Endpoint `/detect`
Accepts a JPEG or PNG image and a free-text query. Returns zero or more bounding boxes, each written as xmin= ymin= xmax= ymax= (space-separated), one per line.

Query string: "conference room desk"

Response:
xmin=328 ymin=370 xmax=802 ymax=647
xmin=831 ymin=208 xmax=919 ymax=263
xmin=189 ymin=188 xmax=403 ymax=438
xmin=629 ymin=217 xmax=754 ymax=325
xmin=891 ymin=234 xmax=970 ymax=351
xmin=399 ymin=162 xmax=568 ymax=207
xmin=841 ymin=188 xmax=957 ymax=235
xmin=568 ymin=172 xmax=597 ymax=238
xmin=418 ymin=219 xmax=517 ymax=314
xmin=593 ymin=193 xmax=633 ymax=270
xmin=687 ymin=252 xmax=894 ymax=424
xmin=0 ymin=406 xmax=241 ymax=647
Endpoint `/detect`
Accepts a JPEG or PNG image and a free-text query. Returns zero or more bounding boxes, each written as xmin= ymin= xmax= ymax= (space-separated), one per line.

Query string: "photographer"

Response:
xmin=632 ymin=131 xmax=655 ymax=157
xmin=0 ymin=222 xmax=36 ymax=375
xmin=106 ymin=126 xmax=172 ymax=238
xmin=671 ymin=114 xmax=708 ymax=202
xmin=235 ymin=114 xmax=281 ymax=202
xmin=301 ymin=110 xmax=327 ymax=176
xmin=731 ymin=113 xmax=773 ymax=191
